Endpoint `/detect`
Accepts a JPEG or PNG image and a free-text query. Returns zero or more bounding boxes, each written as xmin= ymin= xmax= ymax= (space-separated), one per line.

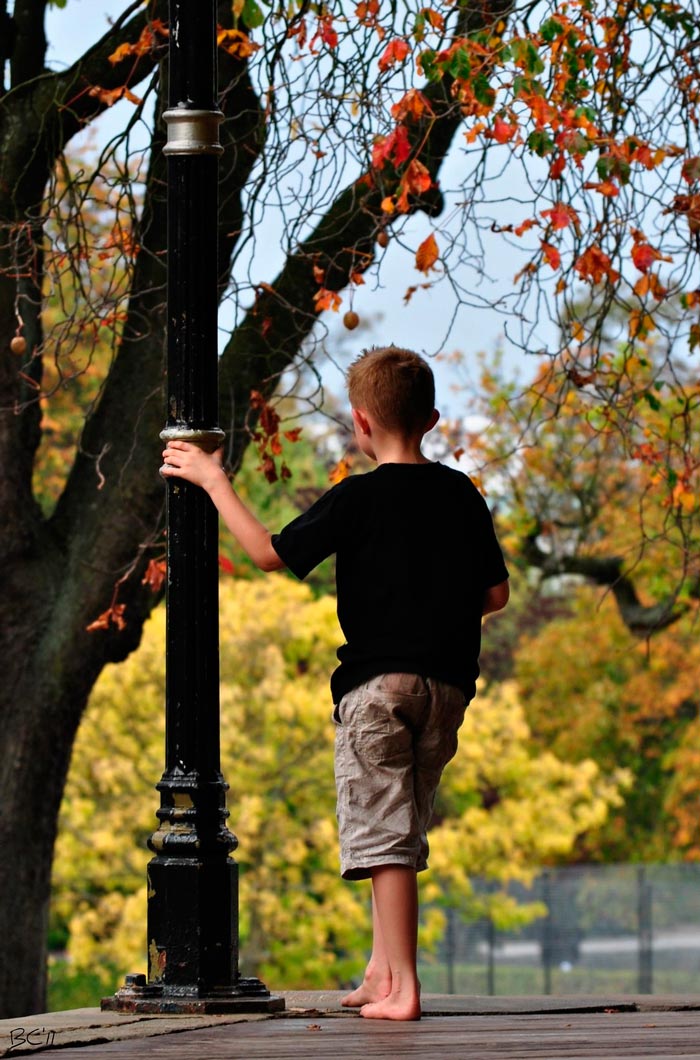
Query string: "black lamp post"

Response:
xmin=102 ymin=0 xmax=283 ymax=1014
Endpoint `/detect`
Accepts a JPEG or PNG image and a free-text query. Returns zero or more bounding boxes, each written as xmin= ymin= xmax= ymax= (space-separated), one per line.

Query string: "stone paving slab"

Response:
xmin=2 ymin=993 xmax=700 ymax=1056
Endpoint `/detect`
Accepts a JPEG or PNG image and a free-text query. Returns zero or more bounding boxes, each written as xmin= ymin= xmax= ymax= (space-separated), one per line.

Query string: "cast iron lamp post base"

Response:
xmin=103 ymin=974 xmax=284 ymax=1014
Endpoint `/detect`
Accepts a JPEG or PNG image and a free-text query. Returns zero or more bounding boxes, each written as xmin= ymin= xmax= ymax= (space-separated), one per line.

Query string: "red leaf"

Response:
xmin=630 ymin=234 xmax=672 ymax=273
xmin=541 ymin=203 xmax=579 ymax=232
xmin=541 ymin=241 xmax=561 ymax=270
xmin=320 ymin=18 xmax=338 ymax=48
xmin=378 ymin=38 xmax=410 ymax=71
xmin=491 ymin=117 xmax=518 ymax=144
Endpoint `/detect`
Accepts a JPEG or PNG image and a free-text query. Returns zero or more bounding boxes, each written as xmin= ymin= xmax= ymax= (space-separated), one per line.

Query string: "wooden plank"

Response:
xmin=36 ymin=1010 xmax=700 ymax=1060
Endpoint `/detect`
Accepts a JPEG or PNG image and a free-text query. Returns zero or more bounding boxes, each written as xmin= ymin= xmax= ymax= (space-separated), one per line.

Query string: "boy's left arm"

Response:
xmin=161 ymin=440 xmax=285 ymax=572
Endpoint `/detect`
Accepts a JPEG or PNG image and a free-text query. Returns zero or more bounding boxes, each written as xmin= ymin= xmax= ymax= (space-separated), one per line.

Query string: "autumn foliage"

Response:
xmin=53 ymin=578 xmax=622 ymax=988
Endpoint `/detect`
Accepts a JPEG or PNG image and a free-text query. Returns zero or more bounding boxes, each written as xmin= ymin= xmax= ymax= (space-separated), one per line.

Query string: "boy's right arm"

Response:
xmin=161 ymin=440 xmax=285 ymax=572
xmin=483 ymin=579 xmax=509 ymax=615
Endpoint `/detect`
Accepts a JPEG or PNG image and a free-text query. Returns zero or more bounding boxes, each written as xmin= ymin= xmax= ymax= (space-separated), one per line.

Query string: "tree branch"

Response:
xmin=522 ymin=530 xmax=688 ymax=636
xmin=219 ymin=0 xmax=515 ymax=467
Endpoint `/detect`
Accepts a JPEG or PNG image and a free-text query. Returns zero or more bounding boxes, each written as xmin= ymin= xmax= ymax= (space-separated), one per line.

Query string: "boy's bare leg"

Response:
xmin=359 ymin=865 xmax=421 ymax=1021
xmin=341 ymin=890 xmax=392 ymax=1007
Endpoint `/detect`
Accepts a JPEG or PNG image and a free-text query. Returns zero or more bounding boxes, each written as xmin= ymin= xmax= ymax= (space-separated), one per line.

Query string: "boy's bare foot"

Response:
xmin=341 ymin=976 xmax=391 ymax=1008
xmin=359 ymin=992 xmax=421 ymax=1021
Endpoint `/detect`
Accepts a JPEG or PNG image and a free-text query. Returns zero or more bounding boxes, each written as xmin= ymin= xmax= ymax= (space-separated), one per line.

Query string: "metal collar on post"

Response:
xmin=162 ymin=109 xmax=224 ymax=156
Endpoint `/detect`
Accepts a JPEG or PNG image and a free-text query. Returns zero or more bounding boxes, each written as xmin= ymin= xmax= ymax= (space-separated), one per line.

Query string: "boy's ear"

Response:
xmin=351 ymin=408 xmax=371 ymax=435
xmin=425 ymin=408 xmax=440 ymax=433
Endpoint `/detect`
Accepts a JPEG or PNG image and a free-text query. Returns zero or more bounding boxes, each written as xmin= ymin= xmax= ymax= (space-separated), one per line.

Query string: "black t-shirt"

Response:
xmin=271 ymin=462 xmax=508 ymax=703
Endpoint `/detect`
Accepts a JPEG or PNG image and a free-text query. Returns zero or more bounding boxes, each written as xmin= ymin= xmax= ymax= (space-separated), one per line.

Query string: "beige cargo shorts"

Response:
xmin=333 ymin=672 xmax=468 ymax=880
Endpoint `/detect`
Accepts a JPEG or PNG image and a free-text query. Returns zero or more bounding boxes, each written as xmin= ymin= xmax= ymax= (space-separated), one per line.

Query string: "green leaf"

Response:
xmin=447 ymin=46 xmax=472 ymax=81
xmin=243 ymin=0 xmax=265 ymax=28
xmin=473 ymin=73 xmax=495 ymax=107
xmin=527 ymin=129 xmax=554 ymax=157
xmin=420 ymin=49 xmax=441 ymax=83
xmin=540 ymin=18 xmax=564 ymax=42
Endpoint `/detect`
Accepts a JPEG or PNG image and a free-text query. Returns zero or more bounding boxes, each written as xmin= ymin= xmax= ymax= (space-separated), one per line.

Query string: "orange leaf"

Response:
xmin=415 ymin=233 xmax=439 ymax=273
xmin=87 ymin=84 xmax=143 ymax=107
xmin=584 ymin=179 xmax=619 ymax=197
xmin=514 ymin=217 xmax=539 ymax=237
xmin=628 ymin=309 xmax=656 ymax=339
xmin=464 ymin=121 xmax=487 ymax=144
xmin=329 ymin=457 xmax=352 ymax=483
xmin=403 ymin=158 xmax=432 ymax=196
xmin=541 ymin=241 xmax=561 ymax=270
xmin=86 ymin=604 xmax=127 ymax=633
xmin=217 ymin=28 xmax=261 ymax=58
xmin=108 ymin=42 xmax=137 ymax=65
xmin=575 ymin=244 xmax=620 ymax=285
xmin=314 ymin=288 xmax=342 ymax=312
xmin=424 ymin=8 xmax=445 ymax=31
xmin=108 ymin=20 xmax=168 ymax=65
xmin=141 ymin=559 xmax=166 ymax=593
xmin=378 ymin=38 xmax=410 ymax=71
xmin=391 ymin=89 xmax=431 ymax=122
xmin=634 ymin=272 xmax=668 ymax=300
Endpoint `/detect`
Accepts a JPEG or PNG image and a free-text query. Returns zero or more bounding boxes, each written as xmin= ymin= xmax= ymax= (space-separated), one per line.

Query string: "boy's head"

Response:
xmin=346 ymin=346 xmax=436 ymax=438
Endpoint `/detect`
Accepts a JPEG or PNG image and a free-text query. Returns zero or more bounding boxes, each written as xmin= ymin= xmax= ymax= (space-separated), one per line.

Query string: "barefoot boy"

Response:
xmin=161 ymin=345 xmax=509 ymax=1021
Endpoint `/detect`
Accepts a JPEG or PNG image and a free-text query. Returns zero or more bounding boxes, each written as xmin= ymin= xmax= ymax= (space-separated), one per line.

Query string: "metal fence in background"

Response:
xmin=418 ymin=864 xmax=700 ymax=996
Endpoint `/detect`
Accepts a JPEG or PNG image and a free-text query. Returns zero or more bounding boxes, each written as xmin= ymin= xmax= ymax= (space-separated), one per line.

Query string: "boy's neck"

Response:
xmin=352 ymin=406 xmax=438 ymax=465
xmin=374 ymin=436 xmax=431 ymax=465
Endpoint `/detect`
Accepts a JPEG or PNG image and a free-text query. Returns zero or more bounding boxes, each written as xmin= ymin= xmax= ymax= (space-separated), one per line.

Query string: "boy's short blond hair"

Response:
xmin=346 ymin=346 xmax=435 ymax=436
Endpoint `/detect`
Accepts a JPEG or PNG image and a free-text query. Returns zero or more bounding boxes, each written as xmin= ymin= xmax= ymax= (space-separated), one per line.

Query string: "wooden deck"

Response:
xmin=35 ymin=1007 xmax=700 ymax=1059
